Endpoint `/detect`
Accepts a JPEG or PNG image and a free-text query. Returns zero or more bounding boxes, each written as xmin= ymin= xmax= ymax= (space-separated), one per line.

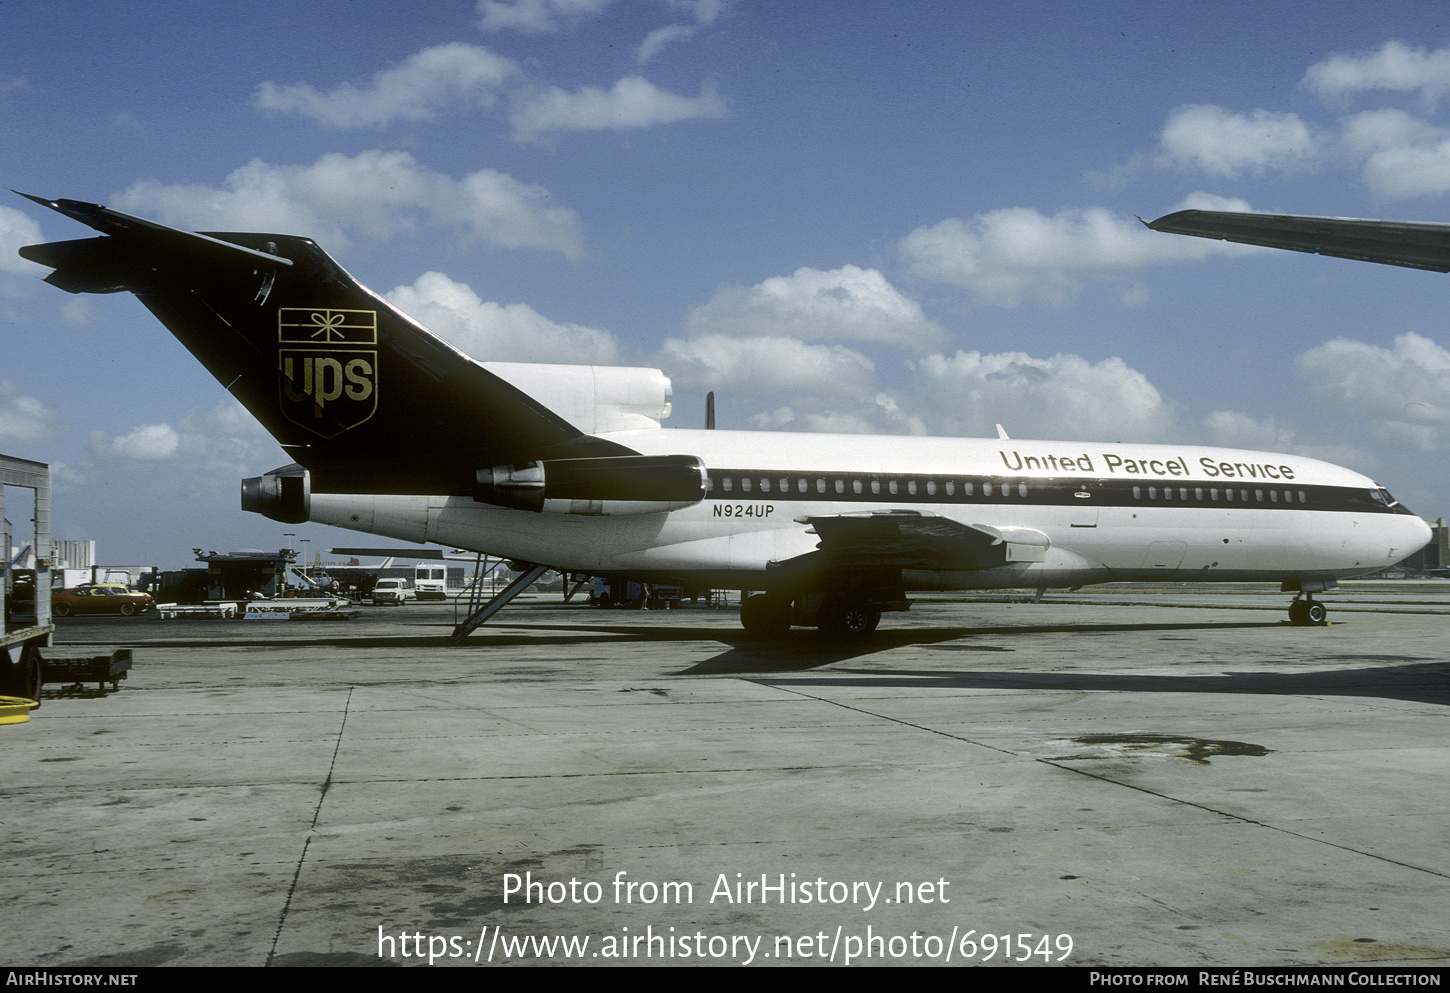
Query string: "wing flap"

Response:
xmin=794 ymin=510 xmax=1048 ymax=571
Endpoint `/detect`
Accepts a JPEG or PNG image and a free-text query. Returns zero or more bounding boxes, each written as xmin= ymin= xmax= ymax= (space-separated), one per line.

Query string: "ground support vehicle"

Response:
xmin=371 ymin=579 xmax=415 ymax=605
xmin=2 ymin=455 xmax=52 ymax=703
xmin=41 ymin=649 xmax=132 ymax=696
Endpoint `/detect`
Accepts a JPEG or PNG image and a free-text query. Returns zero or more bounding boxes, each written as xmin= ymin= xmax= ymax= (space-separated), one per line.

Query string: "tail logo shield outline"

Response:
xmin=277 ymin=308 xmax=379 ymax=439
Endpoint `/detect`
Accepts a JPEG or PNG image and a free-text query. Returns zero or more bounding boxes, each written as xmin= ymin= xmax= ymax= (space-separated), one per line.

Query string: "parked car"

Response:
xmin=52 ymin=586 xmax=154 ymax=617
xmin=74 ymin=582 xmax=133 ymax=595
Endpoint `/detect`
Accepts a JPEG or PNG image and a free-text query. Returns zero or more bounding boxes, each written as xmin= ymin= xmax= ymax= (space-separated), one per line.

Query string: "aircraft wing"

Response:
xmin=789 ymin=510 xmax=1048 ymax=572
xmin=1145 ymin=209 xmax=1450 ymax=273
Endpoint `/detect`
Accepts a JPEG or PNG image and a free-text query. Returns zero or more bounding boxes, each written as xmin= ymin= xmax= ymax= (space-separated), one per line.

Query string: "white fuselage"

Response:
xmin=305 ymin=429 xmax=1431 ymax=590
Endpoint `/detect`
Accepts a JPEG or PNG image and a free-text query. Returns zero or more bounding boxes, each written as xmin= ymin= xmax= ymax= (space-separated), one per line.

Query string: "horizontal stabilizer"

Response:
xmin=1146 ymin=209 xmax=1450 ymax=273
xmin=15 ymin=192 xmax=295 ymax=275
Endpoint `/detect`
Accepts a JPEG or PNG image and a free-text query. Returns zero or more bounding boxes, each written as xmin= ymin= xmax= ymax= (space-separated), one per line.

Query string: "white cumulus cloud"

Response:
xmin=660 ymin=333 xmax=876 ymax=401
xmin=910 ymin=350 xmax=1169 ymax=442
xmin=83 ymin=401 xmax=284 ymax=500
xmin=749 ymin=396 xmax=924 ymax=436
xmin=685 ymin=265 xmax=947 ymax=350
xmin=1358 ymin=139 xmax=1450 ymax=198
xmin=113 ymin=151 xmax=584 ymax=258
xmin=477 ymin=0 xmax=616 ymax=34
xmin=1303 ymin=40 xmax=1450 ymax=106
xmin=0 ymin=206 xmax=44 ymax=275
xmin=637 ymin=0 xmax=725 ymax=62
xmin=254 ymin=43 xmax=520 ymax=128
xmin=386 ymin=271 xmax=621 ymax=364
xmin=638 ymin=25 xmax=696 ymax=64
xmin=1295 ymin=332 xmax=1450 ymax=450
xmin=1198 ymin=410 xmax=1300 ymax=453
xmin=99 ymin=423 xmax=180 ymax=461
xmin=511 ymin=76 xmax=728 ymax=142
xmin=1195 ymin=410 xmax=1373 ymax=474
xmin=900 ymin=203 xmax=1255 ymax=308
xmin=0 ymin=382 xmax=60 ymax=442
xmin=1157 ymin=104 xmax=1321 ymax=177
xmin=1335 ymin=109 xmax=1450 ymax=197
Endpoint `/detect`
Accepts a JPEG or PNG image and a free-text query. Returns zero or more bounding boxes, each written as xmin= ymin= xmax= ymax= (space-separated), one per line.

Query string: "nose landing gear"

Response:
xmin=1288 ymin=595 xmax=1327 ymax=625
xmin=1283 ymin=579 xmax=1335 ymax=626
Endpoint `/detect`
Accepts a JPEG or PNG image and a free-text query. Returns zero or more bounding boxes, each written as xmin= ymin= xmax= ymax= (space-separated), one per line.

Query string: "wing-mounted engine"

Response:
xmin=474 ymin=454 xmax=706 ymax=516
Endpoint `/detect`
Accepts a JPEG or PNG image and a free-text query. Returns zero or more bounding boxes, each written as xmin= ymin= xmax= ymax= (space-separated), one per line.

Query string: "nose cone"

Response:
xmin=1400 ymin=512 xmax=1434 ymax=560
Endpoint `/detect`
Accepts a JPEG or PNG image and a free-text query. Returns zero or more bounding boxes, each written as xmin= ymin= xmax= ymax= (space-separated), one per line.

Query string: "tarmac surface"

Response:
xmin=4 ymin=584 xmax=1448 ymax=968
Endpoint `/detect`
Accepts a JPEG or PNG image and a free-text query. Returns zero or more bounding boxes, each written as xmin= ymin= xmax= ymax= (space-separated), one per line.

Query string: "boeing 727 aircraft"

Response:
xmin=16 ymin=194 xmax=1432 ymax=636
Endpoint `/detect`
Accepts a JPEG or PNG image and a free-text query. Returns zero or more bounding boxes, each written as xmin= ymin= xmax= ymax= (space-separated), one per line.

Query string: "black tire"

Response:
xmin=1288 ymin=599 xmax=1309 ymax=625
xmin=1306 ymin=601 xmax=1327 ymax=625
xmin=52 ymin=602 xmax=71 ymax=618
xmin=119 ymin=603 xmax=137 ymax=616
xmin=818 ymin=596 xmax=880 ymax=637
xmin=740 ymin=594 xmax=792 ymax=638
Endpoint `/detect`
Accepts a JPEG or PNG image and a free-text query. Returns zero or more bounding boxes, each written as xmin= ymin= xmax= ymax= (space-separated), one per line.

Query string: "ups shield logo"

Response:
xmin=277 ymin=308 xmax=378 ymax=439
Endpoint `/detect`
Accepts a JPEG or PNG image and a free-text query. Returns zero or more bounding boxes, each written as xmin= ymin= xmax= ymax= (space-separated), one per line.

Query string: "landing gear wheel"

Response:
xmin=1288 ymin=598 xmax=1328 ymax=625
xmin=818 ymin=595 xmax=880 ymax=637
xmin=740 ymin=594 xmax=792 ymax=638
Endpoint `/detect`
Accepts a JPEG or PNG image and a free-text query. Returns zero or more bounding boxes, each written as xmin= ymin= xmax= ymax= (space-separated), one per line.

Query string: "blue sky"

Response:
xmin=3 ymin=0 xmax=1450 ymax=567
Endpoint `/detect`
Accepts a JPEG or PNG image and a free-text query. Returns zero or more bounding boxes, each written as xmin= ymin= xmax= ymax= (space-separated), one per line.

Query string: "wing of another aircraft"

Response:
xmin=1146 ymin=209 xmax=1450 ymax=273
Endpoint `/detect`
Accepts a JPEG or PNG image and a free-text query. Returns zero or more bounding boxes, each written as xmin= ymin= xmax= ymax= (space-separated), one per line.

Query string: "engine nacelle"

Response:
xmin=241 ymin=464 xmax=311 ymax=523
xmin=481 ymin=362 xmax=672 ymax=434
xmin=474 ymin=455 xmax=706 ymax=516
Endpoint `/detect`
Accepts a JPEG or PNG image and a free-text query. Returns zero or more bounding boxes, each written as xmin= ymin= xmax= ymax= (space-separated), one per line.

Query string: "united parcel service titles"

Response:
xmin=1000 ymin=450 xmax=1297 ymax=481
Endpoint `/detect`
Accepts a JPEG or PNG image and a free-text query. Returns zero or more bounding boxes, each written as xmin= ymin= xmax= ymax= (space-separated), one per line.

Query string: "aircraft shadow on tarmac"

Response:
xmin=51 ymin=617 xmax=1447 ymax=706
xmin=64 ymin=617 xmax=1275 ymax=660
xmin=749 ymin=658 xmax=1450 ymax=708
xmin=677 ymin=620 xmax=1280 ymax=674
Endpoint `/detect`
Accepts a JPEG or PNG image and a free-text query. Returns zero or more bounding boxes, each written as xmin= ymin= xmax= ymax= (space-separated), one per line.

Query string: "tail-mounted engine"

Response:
xmin=241 ymin=464 xmax=311 ymax=523
xmin=474 ymin=454 xmax=706 ymax=516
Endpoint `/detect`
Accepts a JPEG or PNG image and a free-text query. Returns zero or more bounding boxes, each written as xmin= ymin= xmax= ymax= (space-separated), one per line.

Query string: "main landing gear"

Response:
xmin=1287 ymin=595 xmax=1328 ymax=626
xmin=816 ymin=594 xmax=881 ymax=637
xmin=739 ymin=593 xmax=792 ymax=637
xmin=739 ymin=592 xmax=888 ymax=639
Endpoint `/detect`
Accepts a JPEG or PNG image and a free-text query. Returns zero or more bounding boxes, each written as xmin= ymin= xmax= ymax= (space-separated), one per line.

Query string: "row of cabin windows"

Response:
xmin=703 ymin=472 xmax=1312 ymax=507
xmin=1133 ymin=485 xmax=1308 ymax=504
xmin=707 ymin=475 xmax=1030 ymax=498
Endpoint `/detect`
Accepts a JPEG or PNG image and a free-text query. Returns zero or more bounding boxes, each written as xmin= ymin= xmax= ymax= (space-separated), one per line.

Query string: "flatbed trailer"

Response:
xmin=40 ymin=648 xmax=130 ymax=695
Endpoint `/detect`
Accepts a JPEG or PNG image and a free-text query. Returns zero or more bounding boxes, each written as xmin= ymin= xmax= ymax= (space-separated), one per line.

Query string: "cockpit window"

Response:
xmin=1369 ymin=487 xmax=1399 ymax=508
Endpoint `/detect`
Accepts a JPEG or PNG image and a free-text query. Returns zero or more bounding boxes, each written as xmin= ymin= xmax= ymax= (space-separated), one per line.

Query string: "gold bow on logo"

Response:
xmin=308 ymin=312 xmax=348 ymax=342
